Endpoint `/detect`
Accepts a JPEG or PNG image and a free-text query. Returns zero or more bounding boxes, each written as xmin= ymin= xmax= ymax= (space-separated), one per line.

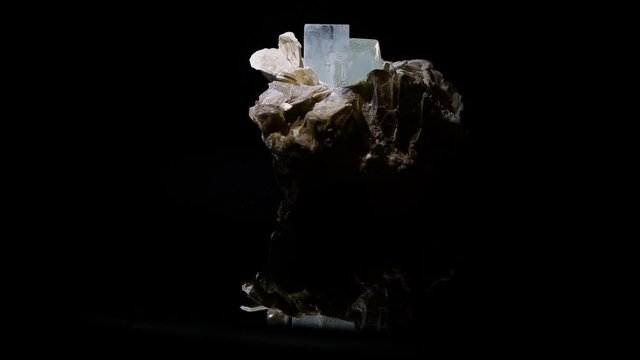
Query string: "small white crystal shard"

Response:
xmin=278 ymin=32 xmax=303 ymax=68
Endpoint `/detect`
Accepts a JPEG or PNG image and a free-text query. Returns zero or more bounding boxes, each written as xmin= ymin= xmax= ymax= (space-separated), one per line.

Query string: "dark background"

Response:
xmin=62 ymin=4 xmax=559 ymax=354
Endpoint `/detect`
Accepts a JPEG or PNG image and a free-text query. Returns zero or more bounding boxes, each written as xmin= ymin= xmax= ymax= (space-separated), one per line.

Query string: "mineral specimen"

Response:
xmin=245 ymin=25 xmax=464 ymax=331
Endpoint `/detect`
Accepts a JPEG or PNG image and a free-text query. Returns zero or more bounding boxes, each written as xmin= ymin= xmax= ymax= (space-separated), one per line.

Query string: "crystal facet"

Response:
xmin=303 ymin=24 xmax=349 ymax=87
xmin=329 ymin=38 xmax=384 ymax=87
xmin=304 ymin=24 xmax=383 ymax=88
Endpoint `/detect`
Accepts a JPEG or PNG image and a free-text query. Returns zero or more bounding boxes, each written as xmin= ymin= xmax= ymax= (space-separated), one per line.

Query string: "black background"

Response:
xmin=62 ymin=4 xmax=562 ymax=354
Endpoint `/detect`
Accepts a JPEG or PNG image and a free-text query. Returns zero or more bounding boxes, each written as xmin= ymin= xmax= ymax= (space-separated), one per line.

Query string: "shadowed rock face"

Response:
xmin=245 ymin=31 xmax=465 ymax=330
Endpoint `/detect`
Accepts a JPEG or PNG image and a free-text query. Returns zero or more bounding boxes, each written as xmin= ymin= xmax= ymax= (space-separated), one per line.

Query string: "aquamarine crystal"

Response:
xmin=329 ymin=38 xmax=384 ymax=87
xmin=303 ymin=24 xmax=349 ymax=86
xmin=304 ymin=24 xmax=384 ymax=88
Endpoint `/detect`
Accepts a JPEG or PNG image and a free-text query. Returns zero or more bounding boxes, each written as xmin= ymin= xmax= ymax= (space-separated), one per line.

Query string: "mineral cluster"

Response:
xmin=244 ymin=25 xmax=465 ymax=330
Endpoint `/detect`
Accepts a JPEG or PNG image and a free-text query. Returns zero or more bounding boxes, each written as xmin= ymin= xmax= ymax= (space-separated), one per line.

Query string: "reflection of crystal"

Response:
xmin=304 ymin=24 xmax=383 ymax=88
xmin=266 ymin=309 xmax=356 ymax=330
